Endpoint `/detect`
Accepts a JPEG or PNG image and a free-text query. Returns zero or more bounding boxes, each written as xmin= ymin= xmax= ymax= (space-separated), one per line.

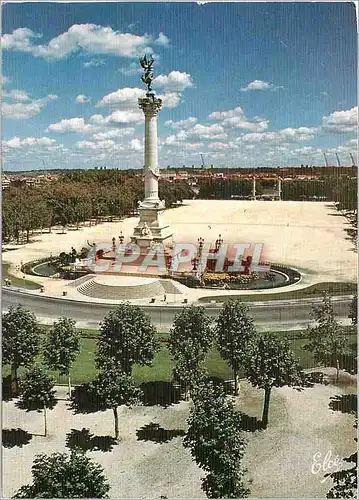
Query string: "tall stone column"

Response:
xmin=131 ymin=92 xmax=172 ymax=248
xmin=130 ymin=56 xmax=173 ymax=249
xmin=139 ymin=94 xmax=162 ymax=207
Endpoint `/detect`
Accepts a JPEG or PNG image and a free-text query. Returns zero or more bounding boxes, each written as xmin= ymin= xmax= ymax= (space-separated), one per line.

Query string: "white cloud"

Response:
xmin=83 ymin=59 xmax=106 ymax=68
xmin=75 ymin=94 xmax=90 ymax=104
xmin=1 ymin=25 xmax=157 ymax=61
xmin=183 ymin=142 xmax=203 ymax=150
xmin=107 ymin=109 xmax=144 ymax=124
xmin=240 ymin=80 xmax=283 ymax=92
xmin=97 ymin=86 xmax=182 ymax=110
xmin=90 ymin=109 xmax=144 ymax=125
xmin=188 ymin=123 xmax=227 ymax=140
xmin=97 ymin=87 xmax=145 ymax=108
xmin=239 ymin=128 xmax=315 ymax=145
xmin=165 ymin=117 xmax=197 ymax=129
xmin=321 ymin=106 xmax=358 ymax=134
xmin=209 ymin=106 xmax=269 ymax=132
xmin=47 ymin=117 xmax=97 ymax=134
xmin=208 ymin=142 xmax=237 ymax=151
xmin=162 ymin=133 xmax=186 ymax=147
xmin=129 ymin=138 xmax=143 ymax=151
xmin=155 ymin=32 xmax=170 ymax=46
xmin=75 ymin=139 xmax=124 ymax=154
xmin=3 ymin=89 xmax=31 ymax=102
xmin=158 ymin=92 xmax=182 ymax=108
xmin=226 ymin=117 xmax=269 ymax=132
xmin=153 ymin=71 xmax=194 ymax=92
xmin=3 ymin=93 xmax=58 ymax=119
xmin=119 ymin=62 xmax=142 ymax=76
xmin=209 ymin=107 xmax=244 ymax=120
xmin=92 ymin=128 xmax=135 ymax=141
xmin=279 ymin=127 xmax=317 ymax=141
xmin=3 ymin=136 xmax=57 ymax=151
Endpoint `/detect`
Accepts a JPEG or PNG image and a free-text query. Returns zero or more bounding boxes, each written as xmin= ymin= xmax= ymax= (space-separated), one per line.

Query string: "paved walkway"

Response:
xmin=3 ymin=372 xmax=356 ymax=499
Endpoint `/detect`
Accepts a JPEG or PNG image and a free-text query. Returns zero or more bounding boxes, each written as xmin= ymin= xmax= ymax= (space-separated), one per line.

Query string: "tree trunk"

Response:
xmin=113 ymin=407 xmax=119 ymax=440
xmin=233 ymin=369 xmax=240 ymax=396
xmin=262 ymin=387 xmax=271 ymax=429
xmin=26 ymin=229 xmax=30 ymax=243
xmin=44 ymin=406 xmax=48 ymax=437
xmin=68 ymin=374 xmax=72 ymax=399
xmin=336 ymin=359 xmax=340 ymax=382
xmin=10 ymin=364 xmax=18 ymax=396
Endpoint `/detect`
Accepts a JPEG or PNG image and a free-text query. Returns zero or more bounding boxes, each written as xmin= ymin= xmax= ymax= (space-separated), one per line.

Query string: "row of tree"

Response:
xmin=197 ymin=176 xmax=357 ymax=210
xmin=3 ymin=295 xmax=356 ymax=434
xmin=2 ymin=169 xmax=193 ymax=243
xmin=3 ymin=295 xmax=357 ymax=498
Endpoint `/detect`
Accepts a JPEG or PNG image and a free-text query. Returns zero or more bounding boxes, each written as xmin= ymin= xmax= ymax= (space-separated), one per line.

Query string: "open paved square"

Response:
xmin=3 ymin=201 xmax=356 ymax=286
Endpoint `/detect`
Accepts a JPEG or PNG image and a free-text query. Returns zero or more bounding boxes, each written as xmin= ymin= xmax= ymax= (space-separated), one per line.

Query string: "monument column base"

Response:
xmin=131 ymin=207 xmax=173 ymax=248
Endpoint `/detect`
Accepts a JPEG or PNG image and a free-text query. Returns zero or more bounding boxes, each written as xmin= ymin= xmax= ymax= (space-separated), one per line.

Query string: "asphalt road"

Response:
xmin=2 ymin=288 xmax=353 ymax=332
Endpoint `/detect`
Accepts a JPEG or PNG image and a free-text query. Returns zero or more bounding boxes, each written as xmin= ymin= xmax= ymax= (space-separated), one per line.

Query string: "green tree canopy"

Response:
xmin=304 ymin=294 xmax=349 ymax=380
xmin=13 ymin=450 xmax=110 ymax=498
xmin=43 ymin=317 xmax=80 ymax=397
xmin=168 ymin=305 xmax=213 ymax=396
xmin=92 ymin=365 xmax=142 ymax=440
xmin=245 ymin=334 xmax=302 ymax=428
xmin=216 ymin=300 xmax=257 ymax=395
xmin=349 ymin=294 xmax=357 ymax=326
xmin=16 ymin=365 xmax=57 ymax=436
xmin=96 ymin=302 xmax=158 ymax=375
xmin=184 ymin=382 xmax=249 ymax=498
xmin=2 ymin=305 xmax=40 ymax=395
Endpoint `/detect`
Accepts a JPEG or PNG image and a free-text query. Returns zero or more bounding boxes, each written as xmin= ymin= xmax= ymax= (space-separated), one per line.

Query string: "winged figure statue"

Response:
xmin=140 ymin=54 xmax=155 ymax=92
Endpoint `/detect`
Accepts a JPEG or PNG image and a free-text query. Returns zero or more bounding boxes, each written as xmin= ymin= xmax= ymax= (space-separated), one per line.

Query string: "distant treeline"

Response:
xmin=197 ymin=177 xmax=357 ymax=209
xmin=2 ymin=169 xmax=193 ymax=244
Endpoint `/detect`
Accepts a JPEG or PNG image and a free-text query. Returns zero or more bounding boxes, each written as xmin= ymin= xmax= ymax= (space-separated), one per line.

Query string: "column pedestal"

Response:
xmin=131 ymin=93 xmax=173 ymax=249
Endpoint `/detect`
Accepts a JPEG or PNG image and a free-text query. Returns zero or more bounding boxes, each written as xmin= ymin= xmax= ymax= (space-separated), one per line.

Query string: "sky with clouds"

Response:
xmin=2 ymin=2 xmax=357 ymax=171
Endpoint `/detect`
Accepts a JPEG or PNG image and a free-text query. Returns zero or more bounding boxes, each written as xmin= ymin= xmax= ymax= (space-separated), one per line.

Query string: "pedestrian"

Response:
xmin=164 ymin=293 xmax=167 ymax=302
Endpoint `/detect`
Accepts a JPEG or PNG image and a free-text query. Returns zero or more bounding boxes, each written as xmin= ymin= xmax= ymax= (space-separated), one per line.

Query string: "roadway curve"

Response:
xmin=2 ymin=287 xmax=353 ymax=332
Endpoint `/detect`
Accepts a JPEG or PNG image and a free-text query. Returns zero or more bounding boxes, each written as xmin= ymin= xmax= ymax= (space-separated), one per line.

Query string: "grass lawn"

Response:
xmin=2 ymin=263 xmax=41 ymax=290
xmin=198 ymin=281 xmax=357 ymax=303
xmin=4 ymin=332 xmax=356 ymax=385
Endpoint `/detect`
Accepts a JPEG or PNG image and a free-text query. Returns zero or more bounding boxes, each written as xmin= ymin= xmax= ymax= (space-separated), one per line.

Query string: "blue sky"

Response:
xmin=2 ymin=2 xmax=357 ymax=171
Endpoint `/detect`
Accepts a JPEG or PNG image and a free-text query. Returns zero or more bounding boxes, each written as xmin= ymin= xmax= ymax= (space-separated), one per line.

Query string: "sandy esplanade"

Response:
xmin=3 ymin=200 xmax=356 ymax=283
xmin=3 ymin=377 xmax=356 ymax=498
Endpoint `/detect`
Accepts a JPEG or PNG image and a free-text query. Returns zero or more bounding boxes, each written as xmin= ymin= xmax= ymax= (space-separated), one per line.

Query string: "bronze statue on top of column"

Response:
xmin=140 ymin=54 xmax=155 ymax=93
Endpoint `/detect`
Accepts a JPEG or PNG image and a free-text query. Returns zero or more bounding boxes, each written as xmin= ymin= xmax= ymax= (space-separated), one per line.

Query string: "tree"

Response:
xmin=92 ymin=365 xmax=142 ymax=440
xmin=96 ymin=302 xmax=158 ymax=375
xmin=245 ymin=334 xmax=302 ymax=428
xmin=326 ymin=394 xmax=357 ymax=498
xmin=16 ymin=365 xmax=57 ymax=436
xmin=349 ymin=294 xmax=357 ymax=326
xmin=13 ymin=450 xmax=110 ymax=498
xmin=168 ymin=305 xmax=213 ymax=398
xmin=43 ymin=317 xmax=80 ymax=397
xmin=184 ymin=382 xmax=249 ymax=498
xmin=216 ymin=300 xmax=256 ymax=395
xmin=304 ymin=294 xmax=349 ymax=381
xmin=2 ymin=305 xmax=40 ymax=395
xmin=326 ymin=451 xmax=357 ymax=498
